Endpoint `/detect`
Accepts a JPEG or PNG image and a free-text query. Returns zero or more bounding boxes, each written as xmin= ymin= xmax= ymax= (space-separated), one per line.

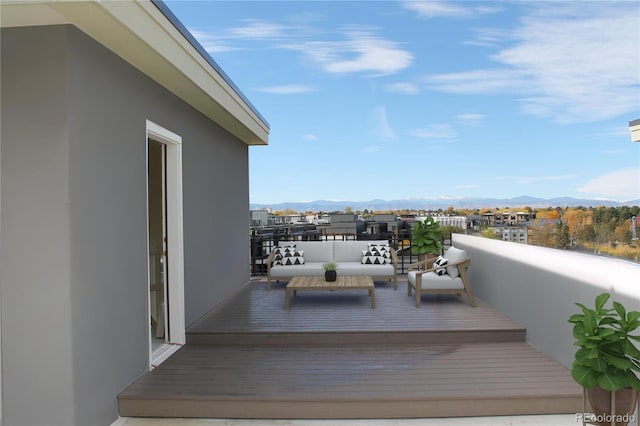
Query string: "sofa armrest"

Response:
xmin=266 ymin=251 xmax=276 ymax=290
xmin=389 ymin=247 xmax=399 ymax=267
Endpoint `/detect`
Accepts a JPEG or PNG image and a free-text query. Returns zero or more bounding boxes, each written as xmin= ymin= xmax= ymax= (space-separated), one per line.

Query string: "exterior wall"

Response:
xmin=1 ymin=25 xmax=251 ymax=426
xmin=1 ymin=25 xmax=76 ymax=426
xmin=452 ymin=234 xmax=640 ymax=370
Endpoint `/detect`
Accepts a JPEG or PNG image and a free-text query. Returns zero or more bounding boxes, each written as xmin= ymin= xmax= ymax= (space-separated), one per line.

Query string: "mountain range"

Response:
xmin=250 ymin=196 xmax=640 ymax=212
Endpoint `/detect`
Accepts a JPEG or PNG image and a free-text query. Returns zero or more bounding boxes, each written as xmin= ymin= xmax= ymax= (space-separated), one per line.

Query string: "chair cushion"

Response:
xmin=443 ymin=246 xmax=467 ymax=278
xmin=408 ymin=271 xmax=464 ymax=290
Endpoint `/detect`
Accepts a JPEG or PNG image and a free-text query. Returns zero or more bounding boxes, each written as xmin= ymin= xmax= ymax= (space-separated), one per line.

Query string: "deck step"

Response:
xmin=118 ymin=342 xmax=582 ymax=419
xmin=186 ymin=281 xmax=527 ymax=345
xmin=187 ymin=328 xmax=526 ymax=345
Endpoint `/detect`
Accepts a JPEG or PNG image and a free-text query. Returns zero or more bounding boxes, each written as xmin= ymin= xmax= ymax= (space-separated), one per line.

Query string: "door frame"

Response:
xmin=146 ymin=120 xmax=185 ymax=367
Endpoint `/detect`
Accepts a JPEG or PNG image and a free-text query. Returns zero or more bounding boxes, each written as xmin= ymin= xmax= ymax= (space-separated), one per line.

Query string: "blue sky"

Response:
xmin=166 ymin=0 xmax=640 ymax=205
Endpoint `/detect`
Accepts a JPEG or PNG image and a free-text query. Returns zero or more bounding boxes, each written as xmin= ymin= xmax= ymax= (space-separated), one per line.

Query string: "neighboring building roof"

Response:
xmin=0 ymin=0 xmax=270 ymax=146
xmin=630 ymin=118 xmax=640 ymax=143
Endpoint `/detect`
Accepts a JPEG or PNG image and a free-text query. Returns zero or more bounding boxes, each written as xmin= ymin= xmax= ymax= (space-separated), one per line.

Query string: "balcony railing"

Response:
xmin=250 ymin=230 xmax=452 ymax=276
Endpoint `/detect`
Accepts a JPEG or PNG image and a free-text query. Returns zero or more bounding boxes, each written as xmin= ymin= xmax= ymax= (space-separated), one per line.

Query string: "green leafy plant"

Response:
xmin=568 ymin=292 xmax=640 ymax=391
xmin=410 ymin=216 xmax=443 ymax=256
xmin=323 ymin=262 xmax=337 ymax=271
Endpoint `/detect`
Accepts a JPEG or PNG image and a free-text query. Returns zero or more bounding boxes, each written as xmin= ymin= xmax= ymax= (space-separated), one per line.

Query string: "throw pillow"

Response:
xmin=361 ymin=249 xmax=391 ymax=264
xmin=362 ymin=254 xmax=387 ymax=265
xmin=433 ymin=255 xmax=448 ymax=276
xmin=366 ymin=244 xmax=392 ymax=262
xmin=282 ymin=252 xmax=305 ymax=265
xmin=443 ymin=246 xmax=467 ymax=278
xmin=272 ymin=245 xmax=301 ymax=266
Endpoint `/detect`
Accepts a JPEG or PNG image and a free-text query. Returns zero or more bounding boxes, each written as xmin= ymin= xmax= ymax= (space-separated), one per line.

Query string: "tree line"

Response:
xmin=523 ymin=206 xmax=639 ymax=262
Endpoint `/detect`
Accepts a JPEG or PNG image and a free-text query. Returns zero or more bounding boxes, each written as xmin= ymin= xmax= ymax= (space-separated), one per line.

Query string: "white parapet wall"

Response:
xmin=452 ymin=234 xmax=640 ymax=370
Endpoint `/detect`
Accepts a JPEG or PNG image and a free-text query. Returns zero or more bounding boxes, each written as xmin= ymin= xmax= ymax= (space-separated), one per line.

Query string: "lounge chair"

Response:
xmin=407 ymin=246 xmax=476 ymax=308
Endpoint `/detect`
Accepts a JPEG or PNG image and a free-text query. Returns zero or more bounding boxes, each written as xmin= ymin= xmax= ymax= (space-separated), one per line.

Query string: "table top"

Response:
xmin=287 ymin=275 xmax=374 ymax=289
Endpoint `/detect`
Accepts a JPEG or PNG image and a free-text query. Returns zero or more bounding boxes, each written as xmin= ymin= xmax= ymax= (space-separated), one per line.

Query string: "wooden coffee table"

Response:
xmin=285 ymin=275 xmax=375 ymax=309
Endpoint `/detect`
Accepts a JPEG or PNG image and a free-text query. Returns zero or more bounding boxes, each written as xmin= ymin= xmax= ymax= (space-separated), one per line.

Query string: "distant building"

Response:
xmin=364 ymin=214 xmax=398 ymax=235
xmin=251 ymin=209 xmax=272 ymax=227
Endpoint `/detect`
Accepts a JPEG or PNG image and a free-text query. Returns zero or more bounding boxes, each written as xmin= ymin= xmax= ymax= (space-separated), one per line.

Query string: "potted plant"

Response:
xmin=568 ymin=292 xmax=640 ymax=425
xmin=410 ymin=216 xmax=443 ymax=262
xmin=323 ymin=262 xmax=337 ymax=282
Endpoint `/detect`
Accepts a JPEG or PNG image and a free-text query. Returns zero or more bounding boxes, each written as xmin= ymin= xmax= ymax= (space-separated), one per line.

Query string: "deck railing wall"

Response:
xmin=452 ymin=233 xmax=640 ymax=371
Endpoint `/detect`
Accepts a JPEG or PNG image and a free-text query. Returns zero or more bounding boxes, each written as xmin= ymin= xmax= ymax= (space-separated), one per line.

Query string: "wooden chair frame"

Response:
xmin=407 ymin=257 xmax=476 ymax=308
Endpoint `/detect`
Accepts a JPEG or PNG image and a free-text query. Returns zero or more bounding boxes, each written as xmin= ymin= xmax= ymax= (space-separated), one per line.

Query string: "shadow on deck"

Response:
xmin=118 ymin=278 xmax=582 ymax=419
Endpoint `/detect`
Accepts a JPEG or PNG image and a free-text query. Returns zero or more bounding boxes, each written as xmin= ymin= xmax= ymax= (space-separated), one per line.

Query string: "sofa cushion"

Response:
xmin=337 ymin=262 xmax=395 ymax=277
xmin=289 ymin=241 xmax=333 ymax=263
xmin=270 ymin=262 xmax=324 ymax=277
xmin=443 ymin=246 xmax=467 ymax=278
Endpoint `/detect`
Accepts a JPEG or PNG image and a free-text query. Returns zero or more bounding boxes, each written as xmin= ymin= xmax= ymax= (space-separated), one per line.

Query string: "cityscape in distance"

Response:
xmin=250 ymin=195 xmax=640 ymax=213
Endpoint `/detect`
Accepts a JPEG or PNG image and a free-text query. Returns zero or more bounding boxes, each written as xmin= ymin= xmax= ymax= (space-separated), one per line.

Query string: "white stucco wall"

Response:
xmin=452 ymin=234 xmax=640 ymax=369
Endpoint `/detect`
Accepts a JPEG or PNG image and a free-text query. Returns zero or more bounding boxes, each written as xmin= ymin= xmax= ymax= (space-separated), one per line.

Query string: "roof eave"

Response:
xmin=0 ymin=0 xmax=269 ymax=146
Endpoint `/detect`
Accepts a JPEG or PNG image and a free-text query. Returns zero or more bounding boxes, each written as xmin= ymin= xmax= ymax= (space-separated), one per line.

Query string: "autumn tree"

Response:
xmin=555 ymin=221 xmax=570 ymax=249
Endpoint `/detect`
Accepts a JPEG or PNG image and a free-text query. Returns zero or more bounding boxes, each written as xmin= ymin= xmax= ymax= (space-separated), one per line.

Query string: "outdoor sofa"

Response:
xmin=266 ymin=240 xmax=398 ymax=291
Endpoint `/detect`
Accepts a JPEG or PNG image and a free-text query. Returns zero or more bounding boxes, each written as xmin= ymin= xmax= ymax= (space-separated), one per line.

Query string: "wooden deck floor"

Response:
xmin=118 ymin=278 xmax=582 ymax=419
xmin=187 ymin=279 xmax=525 ymax=345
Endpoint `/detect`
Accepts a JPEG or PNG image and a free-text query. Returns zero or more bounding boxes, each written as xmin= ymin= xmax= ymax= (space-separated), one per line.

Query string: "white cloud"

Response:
xmin=407 ymin=124 xmax=457 ymax=139
xmin=578 ymin=168 xmax=640 ymax=201
xmin=425 ymin=5 xmax=639 ymax=122
xmin=456 ymin=113 xmax=486 ymax=126
xmin=371 ymin=106 xmax=397 ymax=140
xmin=190 ymin=20 xmax=288 ymax=54
xmin=300 ymin=30 xmax=413 ymax=76
xmin=463 ymin=28 xmax=510 ymax=48
xmin=303 ymin=134 xmax=318 ymax=141
xmin=229 ymin=20 xmax=286 ymax=39
xmin=256 ymin=85 xmax=316 ymax=94
xmin=363 ymin=145 xmax=381 ymax=153
xmin=385 ymin=82 xmax=420 ymax=95
xmin=425 ymin=69 xmax=530 ymax=95
xmin=189 ymin=30 xmax=236 ymax=53
xmin=402 ymin=1 xmax=502 ymax=19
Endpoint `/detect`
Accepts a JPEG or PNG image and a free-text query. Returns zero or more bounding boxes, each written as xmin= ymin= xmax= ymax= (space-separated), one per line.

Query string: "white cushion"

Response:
xmin=337 ymin=262 xmax=395 ymax=277
xmin=270 ymin=262 xmax=324 ymax=277
xmin=408 ymin=270 xmax=464 ymax=290
xmin=333 ymin=241 xmax=371 ymax=262
xmin=443 ymin=246 xmax=467 ymax=278
xmin=289 ymin=241 xmax=333 ymax=263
